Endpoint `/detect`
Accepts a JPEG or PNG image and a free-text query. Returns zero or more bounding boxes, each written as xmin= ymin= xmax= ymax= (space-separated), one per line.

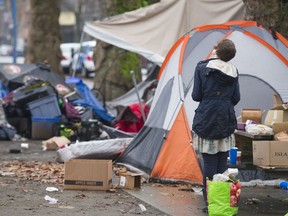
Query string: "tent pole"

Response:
xmin=71 ymin=31 xmax=85 ymax=77
xmin=130 ymin=70 xmax=146 ymax=122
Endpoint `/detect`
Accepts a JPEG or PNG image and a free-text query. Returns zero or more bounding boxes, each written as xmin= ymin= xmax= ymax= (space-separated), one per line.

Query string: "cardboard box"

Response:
xmin=274 ymin=131 xmax=288 ymax=141
xmin=272 ymin=122 xmax=288 ymax=134
xmin=64 ymin=159 xmax=112 ymax=190
xmin=272 ymin=93 xmax=282 ymax=107
xmin=117 ymin=172 xmax=142 ymax=189
xmin=264 ymin=105 xmax=288 ymax=126
xmin=241 ymin=109 xmax=262 ymax=124
xmin=253 ymin=141 xmax=288 ymax=166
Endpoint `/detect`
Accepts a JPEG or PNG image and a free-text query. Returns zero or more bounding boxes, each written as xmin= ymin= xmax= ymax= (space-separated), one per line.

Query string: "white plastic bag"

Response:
xmin=245 ymin=124 xmax=273 ymax=135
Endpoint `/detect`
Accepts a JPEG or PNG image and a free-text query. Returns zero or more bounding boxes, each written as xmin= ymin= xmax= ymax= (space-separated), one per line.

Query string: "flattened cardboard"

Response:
xmin=42 ymin=136 xmax=71 ymax=150
xmin=64 ymin=159 xmax=112 ymax=190
xmin=253 ymin=141 xmax=288 ymax=166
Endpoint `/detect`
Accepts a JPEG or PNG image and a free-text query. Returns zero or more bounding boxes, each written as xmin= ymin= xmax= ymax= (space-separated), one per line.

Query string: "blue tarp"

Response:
xmin=65 ymin=77 xmax=115 ymax=124
xmin=0 ymin=81 xmax=9 ymax=98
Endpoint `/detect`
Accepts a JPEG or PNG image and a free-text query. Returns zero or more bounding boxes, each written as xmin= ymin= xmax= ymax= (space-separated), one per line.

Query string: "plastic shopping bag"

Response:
xmin=207 ymin=181 xmax=241 ymax=216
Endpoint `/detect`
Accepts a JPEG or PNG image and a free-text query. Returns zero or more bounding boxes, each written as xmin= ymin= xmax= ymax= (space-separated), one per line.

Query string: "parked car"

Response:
xmin=71 ymin=40 xmax=96 ymax=78
xmin=60 ymin=43 xmax=80 ymax=74
xmin=0 ymin=44 xmax=25 ymax=63
xmin=0 ymin=44 xmax=12 ymax=56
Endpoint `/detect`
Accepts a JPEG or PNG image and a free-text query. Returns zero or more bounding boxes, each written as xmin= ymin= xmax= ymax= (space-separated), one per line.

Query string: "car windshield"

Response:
xmin=80 ymin=45 xmax=94 ymax=53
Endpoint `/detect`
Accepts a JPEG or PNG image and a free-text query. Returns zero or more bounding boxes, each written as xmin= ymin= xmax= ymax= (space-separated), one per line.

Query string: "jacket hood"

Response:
xmin=205 ymin=59 xmax=238 ymax=86
xmin=206 ymin=59 xmax=238 ymax=78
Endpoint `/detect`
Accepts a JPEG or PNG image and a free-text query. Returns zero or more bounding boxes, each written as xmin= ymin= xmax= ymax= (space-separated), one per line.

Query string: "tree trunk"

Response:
xmin=92 ymin=0 xmax=159 ymax=101
xmin=26 ymin=0 xmax=63 ymax=75
xmin=92 ymin=0 xmax=133 ymax=101
xmin=243 ymin=0 xmax=287 ymax=38
xmin=93 ymin=41 xmax=135 ymax=101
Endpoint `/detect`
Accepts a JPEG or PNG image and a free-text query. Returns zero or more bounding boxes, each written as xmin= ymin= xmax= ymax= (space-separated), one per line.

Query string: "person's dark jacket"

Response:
xmin=192 ymin=58 xmax=240 ymax=139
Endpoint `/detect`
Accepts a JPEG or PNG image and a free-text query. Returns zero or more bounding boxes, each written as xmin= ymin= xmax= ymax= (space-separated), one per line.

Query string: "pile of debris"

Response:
xmin=0 ymin=160 xmax=64 ymax=186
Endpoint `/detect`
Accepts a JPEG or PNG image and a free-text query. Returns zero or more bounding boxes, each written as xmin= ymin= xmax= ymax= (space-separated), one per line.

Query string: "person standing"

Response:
xmin=191 ymin=39 xmax=240 ymax=212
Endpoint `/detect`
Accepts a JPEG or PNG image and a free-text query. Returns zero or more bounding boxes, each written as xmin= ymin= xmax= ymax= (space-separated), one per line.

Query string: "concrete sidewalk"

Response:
xmin=125 ymin=184 xmax=206 ymax=216
xmin=125 ymin=182 xmax=288 ymax=216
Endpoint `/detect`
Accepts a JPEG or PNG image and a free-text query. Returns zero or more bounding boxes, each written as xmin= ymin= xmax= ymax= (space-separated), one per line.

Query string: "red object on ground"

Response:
xmin=114 ymin=102 xmax=149 ymax=133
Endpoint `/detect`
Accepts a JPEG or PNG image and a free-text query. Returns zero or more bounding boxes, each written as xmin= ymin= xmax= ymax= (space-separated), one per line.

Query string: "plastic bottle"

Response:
xmin=279 ymin=181 xmax=288 ymax=189
xmin=236 ymin=151 xmax=242 ymax=165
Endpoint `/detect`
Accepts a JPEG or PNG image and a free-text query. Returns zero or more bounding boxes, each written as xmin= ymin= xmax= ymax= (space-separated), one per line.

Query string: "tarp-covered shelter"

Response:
xmin=83 ymin=0 xmax=245 ymax=65
xmin=116 ymin=21 xmax=288 ymax=184
xmin=0 ymin=63 xmax=75 ymax=93
xmin=65 ymin=77 xmax=115 ymax=124
xmin=107 ymin=64 xmax=160 ymax=108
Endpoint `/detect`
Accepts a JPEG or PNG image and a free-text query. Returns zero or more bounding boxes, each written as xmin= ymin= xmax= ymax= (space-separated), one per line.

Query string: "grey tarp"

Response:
xmin=83 ymin=0 xmax=244 ymax=65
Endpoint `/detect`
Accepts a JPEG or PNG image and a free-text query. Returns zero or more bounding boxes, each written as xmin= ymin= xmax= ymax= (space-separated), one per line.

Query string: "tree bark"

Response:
xmin=26 ymin=0 xmax=63 ymax=74
xmin=93 ymin=41 xmax=133 ymax=101
xmin=92 ymin=0 xmax=160 ymax=101
xmin=92 ymin=0 xmax=132 ymax=101
xmin=243 ymin=0 xmax=287 ymax=38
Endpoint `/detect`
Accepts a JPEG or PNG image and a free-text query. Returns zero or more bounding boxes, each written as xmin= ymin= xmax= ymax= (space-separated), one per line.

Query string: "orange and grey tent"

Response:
xmin=116 ymin=21 xmax=288 ymax=184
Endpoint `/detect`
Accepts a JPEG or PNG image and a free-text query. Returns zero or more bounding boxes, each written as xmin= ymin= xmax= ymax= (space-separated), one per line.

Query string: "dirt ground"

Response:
xmin=0 ymin=139 xmax=288 ymax=216
xmin=0 ymin=140 xmax=167 ymax=216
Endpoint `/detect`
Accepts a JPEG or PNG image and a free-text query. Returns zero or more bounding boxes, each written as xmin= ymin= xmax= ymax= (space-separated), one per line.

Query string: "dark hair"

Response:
xmin=215 ymin=39 xmax=236 ymax=62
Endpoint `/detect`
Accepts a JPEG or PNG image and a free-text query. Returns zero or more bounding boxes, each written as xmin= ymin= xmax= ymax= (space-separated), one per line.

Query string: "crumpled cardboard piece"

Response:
xmin=272 ymin=122 xmax=288 ymax=134
xmin=274 ymin=131 xmax=288 ymax=141
xmin=42 ymin=136 xmax=71 ymax=151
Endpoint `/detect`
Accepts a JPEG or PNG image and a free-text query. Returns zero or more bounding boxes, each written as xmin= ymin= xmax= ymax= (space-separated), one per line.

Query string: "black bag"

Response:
xmin=0 ymin=125 xmax=16 ymax=140
xmin=78 ymin=121 xmax=102 ymax=141
xmin=52 ymin=122 xmax=79 ymax=141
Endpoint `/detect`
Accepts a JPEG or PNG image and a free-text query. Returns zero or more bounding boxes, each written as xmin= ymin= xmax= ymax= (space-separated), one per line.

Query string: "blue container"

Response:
xmin=229 ymin=148 xmax=238 ymax=165
xmin=31 ymin=116 xmax=62 ymax=140
xmin=28 ymin=94 xmax=61 ymax=118
xmin=279 ymin=181 xmax=288 ymax=189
